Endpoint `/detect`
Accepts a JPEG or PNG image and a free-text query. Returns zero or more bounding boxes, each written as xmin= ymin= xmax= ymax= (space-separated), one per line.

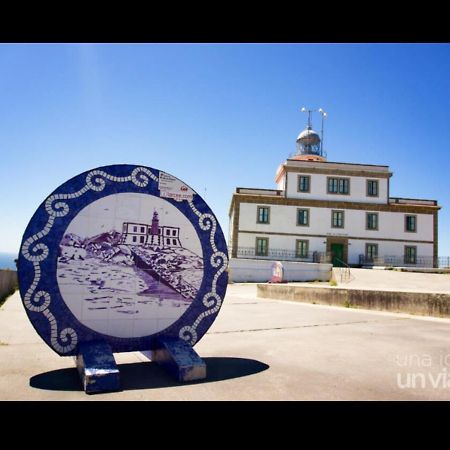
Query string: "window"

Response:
xmin=365 ymin=243 xmax=378 ymax=261
xmin=404 ymin=246 xmax=417 ymax=264
xmin=298 ymin=175 xmax=310 ymax=193
xmin=367 ymin=180 xmax=379 ymax=197
xmin=166 ymin=238 xmax=171 ymax=245
xmin=172 ymin=230 xmax=177 ymax=236
xmin=172 ymin=239 xmax=177 ymax=245
xmin=296 ymin=240 xmax=309 ymax=258
xmin=166 ymin=229 xmax=171 ymax=236
xmin=328 ymin=177 xmax=349 ymax=195
xmin=297 ymin=208 xmax=309 ymax=226
xmin=405 ymin=215 xmax=417 ymax=232
xmin=133 ymin=226 xmax=137 ymax=232
xmin=255 ymin=237 xmax=269 ymax=256
xmin=132 ymin=236 xmax=137 ymax=243
xmin=331 ymin=210 xmax=344 ymax=228
xmin=366 ymin=212 xmax=378 ymax=230
xmin=140 ymin=236 xmax=145 ymax=243
xmin=257 ymin=206 xmax=270 ymax=224
xmin=141 ymin=226 xmax=145 ymax=233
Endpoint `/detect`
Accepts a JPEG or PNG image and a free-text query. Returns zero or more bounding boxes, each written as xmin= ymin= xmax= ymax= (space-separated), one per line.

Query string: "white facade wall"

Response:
xmin=237 ymin=231 xmax=325 ymax=253
xmin=238 ymin=203 xmax=433 ymax=242
xmin=346 ymin=240 xmax=433 ymax=265
xmin=229 ymin=258 xmax=332 ymax=282
xmin=237 ymin=231 xmax=433 ymax=265
xmin=286 ymin=172 xmax=389 ymax=204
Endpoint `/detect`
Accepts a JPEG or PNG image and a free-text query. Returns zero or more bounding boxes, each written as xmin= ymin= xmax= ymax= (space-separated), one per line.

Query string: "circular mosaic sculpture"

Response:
xmin=18 ymin=165 xmax=228 ymax=356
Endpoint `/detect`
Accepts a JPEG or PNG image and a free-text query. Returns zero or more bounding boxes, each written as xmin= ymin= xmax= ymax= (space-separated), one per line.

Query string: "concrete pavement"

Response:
xmin=331 ymin=267 xmax=450 ymax=293
xmin=1 ymin=284 xmax=450 ymax=400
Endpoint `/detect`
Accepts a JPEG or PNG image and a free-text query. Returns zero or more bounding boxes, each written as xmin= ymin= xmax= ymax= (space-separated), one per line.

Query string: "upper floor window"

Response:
xmin=298 ymin=175 xmax=311 ymax=193
xmin=328 ymin=177 xmax=350 ymax=195
xmin=405 ymin=215 xmax=417 ymax=232
xmin=297 ymin=208 xmax=309 ymax=226
xmin=331 ymin=210 xmax=344 ymax=228
xmin=257 ymin=206 xmax=270 ymax=224
xmin=367 ymin=179 xmax=379 ymax=197
xmin=404 ymin=246 xmax=417 ymax=264
xmin=256 ymin=237 xmax=269 ymax=256
xmin=366 ymin=212 xmax=378 ymax=230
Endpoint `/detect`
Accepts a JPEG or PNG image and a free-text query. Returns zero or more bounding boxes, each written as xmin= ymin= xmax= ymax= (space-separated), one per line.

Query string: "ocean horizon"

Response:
xmin=0 ymin=252 xmax=18 ymax=270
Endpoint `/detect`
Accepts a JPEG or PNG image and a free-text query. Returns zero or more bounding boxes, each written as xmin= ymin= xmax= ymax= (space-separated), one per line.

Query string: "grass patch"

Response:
xmin=329 ymin=279 xmax=338 ymax=287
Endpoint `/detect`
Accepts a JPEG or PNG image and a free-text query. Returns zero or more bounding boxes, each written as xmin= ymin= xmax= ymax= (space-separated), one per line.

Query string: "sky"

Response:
xmin=0 ymin=43 xmax=449 ymax=256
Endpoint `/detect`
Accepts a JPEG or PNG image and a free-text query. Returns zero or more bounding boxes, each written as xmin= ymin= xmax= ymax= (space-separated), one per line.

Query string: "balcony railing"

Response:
xmin=359 ymin=255 xmax=450 ymax=269
xmin=233 ymin=246 xmax=332 ymax=263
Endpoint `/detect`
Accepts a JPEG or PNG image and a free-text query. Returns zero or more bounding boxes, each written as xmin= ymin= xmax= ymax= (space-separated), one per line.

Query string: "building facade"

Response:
xmin=229 ymin=117 xmax=440 ymax=267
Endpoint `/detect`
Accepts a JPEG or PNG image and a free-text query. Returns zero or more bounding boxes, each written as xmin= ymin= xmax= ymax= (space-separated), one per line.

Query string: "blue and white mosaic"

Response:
xmin=18 ymin=165 xmax=228 ymax=356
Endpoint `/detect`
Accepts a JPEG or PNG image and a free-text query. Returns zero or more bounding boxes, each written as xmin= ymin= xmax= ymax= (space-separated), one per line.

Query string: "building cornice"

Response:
xmin=230 ymin=193 xmax=441 ymax=215
xmin=281 ymin=166 xmax=393 ymax=179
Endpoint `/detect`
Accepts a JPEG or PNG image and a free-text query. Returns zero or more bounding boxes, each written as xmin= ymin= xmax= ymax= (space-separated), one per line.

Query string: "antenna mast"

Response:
xmin=318 ymin=108 xmax=327 ymax=155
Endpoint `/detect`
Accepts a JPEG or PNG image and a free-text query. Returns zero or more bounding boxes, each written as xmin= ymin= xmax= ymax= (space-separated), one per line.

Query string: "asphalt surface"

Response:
xmin=1 ymin=283 xmax=450 ymax=400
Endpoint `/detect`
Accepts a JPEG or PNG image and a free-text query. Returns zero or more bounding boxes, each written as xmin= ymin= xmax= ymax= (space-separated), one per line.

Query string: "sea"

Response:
xmin=0 ymin=252 xmax=17 ymax=270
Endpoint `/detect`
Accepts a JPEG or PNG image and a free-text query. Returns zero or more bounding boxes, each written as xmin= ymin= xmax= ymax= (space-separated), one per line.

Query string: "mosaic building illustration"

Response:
xmin=121 ymin=211 xmax=182 ymax=248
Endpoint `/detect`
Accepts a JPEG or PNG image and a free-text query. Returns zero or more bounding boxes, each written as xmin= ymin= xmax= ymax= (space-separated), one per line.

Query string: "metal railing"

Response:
xmin=233 ymin=247 xmax=332 ymax=263
xmin=359 ymin=255 xmax=450 ymax=269
xmin=333 ymin=257 xmax=351 ymax=283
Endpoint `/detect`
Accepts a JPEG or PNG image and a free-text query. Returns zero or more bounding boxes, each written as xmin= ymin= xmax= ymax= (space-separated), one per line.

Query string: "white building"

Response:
xmin=229 ymin=114 xmax=440 ymax=268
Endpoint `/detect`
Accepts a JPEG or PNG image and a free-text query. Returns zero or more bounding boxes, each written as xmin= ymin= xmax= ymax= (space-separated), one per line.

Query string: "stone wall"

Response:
xmin=0 ymin=270 xmax=18 ymax=302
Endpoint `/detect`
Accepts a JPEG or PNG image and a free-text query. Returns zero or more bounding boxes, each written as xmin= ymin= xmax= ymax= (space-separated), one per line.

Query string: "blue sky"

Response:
xmin=0 ymin=43 xmax=449 ymax=256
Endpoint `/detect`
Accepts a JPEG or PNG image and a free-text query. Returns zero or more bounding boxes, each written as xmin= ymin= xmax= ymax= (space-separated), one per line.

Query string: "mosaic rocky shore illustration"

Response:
xmin=56 ymin=211 xmax=204 ymax=336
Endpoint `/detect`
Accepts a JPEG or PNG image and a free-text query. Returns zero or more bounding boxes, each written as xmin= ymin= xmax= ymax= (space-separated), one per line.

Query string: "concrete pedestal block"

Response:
xmin=145 ymin=337 xmax=206 ymax=382
xmin=75 ymin=341 xmax=120 ymax=394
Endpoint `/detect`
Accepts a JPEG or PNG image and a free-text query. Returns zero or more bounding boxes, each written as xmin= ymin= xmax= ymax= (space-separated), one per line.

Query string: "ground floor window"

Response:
xmin=255 ymin=237 xmax=269 ymax=256
xmin=365 ymin=243 xmax=378 ymax=261
xmin=296 ymin=240 xmax=309 ymax=258
xmin=404 ymin=246 xmax=417 ymax=264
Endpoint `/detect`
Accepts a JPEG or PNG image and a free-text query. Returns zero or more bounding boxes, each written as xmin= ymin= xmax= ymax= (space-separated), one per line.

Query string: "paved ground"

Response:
xmin=305 ymin=267 xmax=450 ymax=293
xmin=1 ymin=282 xmax=450 ymax=400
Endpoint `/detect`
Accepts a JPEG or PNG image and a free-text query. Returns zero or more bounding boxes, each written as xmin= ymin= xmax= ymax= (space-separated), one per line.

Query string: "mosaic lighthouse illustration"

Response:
xmin=55 ymin=192 xmax=205 ymax=338
xmin=121 ymin=210 xmax=182 ymax=248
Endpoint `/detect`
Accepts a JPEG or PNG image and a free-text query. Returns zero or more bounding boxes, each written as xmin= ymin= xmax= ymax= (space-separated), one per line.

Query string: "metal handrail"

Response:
xmin=333 ymin=257 xmax=351 ymax=283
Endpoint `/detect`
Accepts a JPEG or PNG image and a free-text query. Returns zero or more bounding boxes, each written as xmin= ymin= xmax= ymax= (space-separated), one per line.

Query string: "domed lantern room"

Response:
xmin=293 ymin=107 xmax=327 ymax=162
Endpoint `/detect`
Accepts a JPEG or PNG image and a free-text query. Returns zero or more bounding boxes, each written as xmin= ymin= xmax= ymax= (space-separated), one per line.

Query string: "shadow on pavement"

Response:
xmin=29 ymin=357 xmax=270 ymax=392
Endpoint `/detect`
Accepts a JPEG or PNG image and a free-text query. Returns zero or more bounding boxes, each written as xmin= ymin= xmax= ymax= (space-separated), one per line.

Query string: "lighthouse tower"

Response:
xmin=150 ymin=211 xmax=160 ymax=235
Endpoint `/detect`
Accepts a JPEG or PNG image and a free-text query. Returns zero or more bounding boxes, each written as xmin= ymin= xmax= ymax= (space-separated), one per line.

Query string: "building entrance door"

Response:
xmin=331 ymin=243 xmax=344 ymax=267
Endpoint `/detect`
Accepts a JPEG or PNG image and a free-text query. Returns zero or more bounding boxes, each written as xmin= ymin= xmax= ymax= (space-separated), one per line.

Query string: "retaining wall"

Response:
xmin=257 ymin=284 xmax=450 ymax=318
